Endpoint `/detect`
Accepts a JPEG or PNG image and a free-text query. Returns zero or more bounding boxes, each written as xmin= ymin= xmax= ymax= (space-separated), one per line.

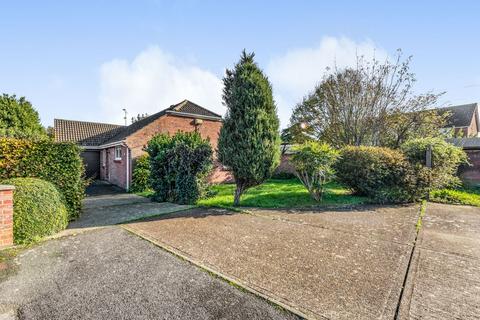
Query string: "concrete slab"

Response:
xmin=0 ymin=227 xmax=297 ymax=320
xmin=126 ymin=207 xmax=418 ymax=320
xmin=398 ymin=203 xmax=480 ymax=320
xmin=71 ymin=199 xmax=193 ymax=228
xmin=248 ymin=205 xmax=419 ymax=245
xmin=70 ymin=190 xmax=193 ymax=229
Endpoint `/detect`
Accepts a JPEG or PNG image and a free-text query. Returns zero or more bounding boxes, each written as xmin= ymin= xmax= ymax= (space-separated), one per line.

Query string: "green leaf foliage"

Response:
xmin=0 ymin=138 xmax=85 ymax=219
xmin=0 ymin=94 xmax=47 ymax=139
xmin=401 ymin=137 xmax=468 ymax=191
xmin=3 ymin=178 xmax=68 ymax=244
xmin=146 ymin=131 xmax=213 ymax=204
xmin=130 ymin=154 xmax=151 ymax=193
xmin=335 ymin=146 xmax=414 ymax=203
xmin=291 ymin=142 xmax=340 ymax=201
xmin=335 ymin=140 xmax=468 ymax=203
xmin=218 ymin=50 xmax=281 ymax=205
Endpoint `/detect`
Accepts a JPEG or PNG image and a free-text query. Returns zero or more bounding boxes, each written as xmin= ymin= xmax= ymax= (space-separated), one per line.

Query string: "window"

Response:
xmin=114 ymin=146 xmax=122 ymax=160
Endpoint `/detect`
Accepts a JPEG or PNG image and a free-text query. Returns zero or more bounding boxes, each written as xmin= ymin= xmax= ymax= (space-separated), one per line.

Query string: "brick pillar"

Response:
xmin=0 ymin=185 xmax=14 ymax=248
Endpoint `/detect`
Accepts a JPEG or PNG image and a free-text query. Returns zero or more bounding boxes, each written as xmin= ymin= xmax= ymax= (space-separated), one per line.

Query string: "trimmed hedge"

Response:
xmin=3 ymin=178 xmax=68 ymax=244
xmin=401 ymin=137 xmax=468 ymax=190
xmin=335 ymin=140 xmax=468 ymax=203
xmin=147 ymin=132 xmax=213 ymax=204
xmin=0 ymin=138 xmax=85 ymax=219
xmin=335 ymin=146 xmax=413 ymax=203
xmin=130 ymin=154 xmax=151 ymax=193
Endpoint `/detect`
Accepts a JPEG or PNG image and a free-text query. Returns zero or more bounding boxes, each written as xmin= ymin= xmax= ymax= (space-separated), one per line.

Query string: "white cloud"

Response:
xmin=99 ymin=46 xmax=224 ymax=124
xmin=99 ymin=38 xmax=390 ymax=129
xmin=267 ymin=36 xmax=389 ymax=127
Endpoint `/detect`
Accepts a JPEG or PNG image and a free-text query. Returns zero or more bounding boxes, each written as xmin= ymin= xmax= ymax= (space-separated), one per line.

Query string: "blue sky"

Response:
xmin=1 ymin=0 xmax=479 ymax=128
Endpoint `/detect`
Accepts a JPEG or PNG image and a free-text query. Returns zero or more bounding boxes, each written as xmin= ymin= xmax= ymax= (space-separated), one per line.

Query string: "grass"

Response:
xmin=430 ymin=186 xmax=480 ymax=207
xmin=197 ymin=179 xmax=367 ymax=208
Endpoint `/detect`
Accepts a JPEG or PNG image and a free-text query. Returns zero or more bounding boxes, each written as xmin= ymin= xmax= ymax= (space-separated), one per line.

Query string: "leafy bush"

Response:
xmin=130 ymin=154 xmax=151 ymax=193
xmin=0 ymin=138 xmax=85 ymax=219
xmin=146 ymin=132 xmax=213 ymax=204
xmin=430 ymin=188 xmax=480 ymax=207
xmin=3 ymin=178 xmax=68 ymax=244
xmin=335 ymin=146 xmax=413 ymax=203
xmin=401 ymin=137 xmax=468 ymax=191
xmin=291 ymin=142 xmax=340 ymax=201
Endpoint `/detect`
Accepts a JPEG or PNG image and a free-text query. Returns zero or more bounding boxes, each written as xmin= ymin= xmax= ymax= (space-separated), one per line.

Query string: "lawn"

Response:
xmin=430 ymin=187 xmax=480 ymax=207
xmin=197 ymin=179 xmax=367 ymax=208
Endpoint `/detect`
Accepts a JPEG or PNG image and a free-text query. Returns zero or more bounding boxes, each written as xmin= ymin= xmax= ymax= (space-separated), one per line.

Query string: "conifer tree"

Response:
xmin=218 ymin=50 xmax=280 ymax=206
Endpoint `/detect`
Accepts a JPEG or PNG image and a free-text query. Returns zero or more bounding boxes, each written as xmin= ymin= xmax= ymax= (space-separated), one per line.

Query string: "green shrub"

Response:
xmin=430 ymin=188 xmax=480 ymax=207
xmin=271 ymin=171 xmax=296 ymax=180
xmin=3 ymin=178 xmax=68 ymax=244
xmin=401 ymin=137 xmax=468 ymax=192
xmin=130 ymin=154 xmax=151 ymax=193
xmin=0 ymin=138 xmax=85 ymax=219
xmin=335 ymin=146 xmax=413 ymax=203
xmin=291 ymin=142 xmax=340 ymax=201
xmin=146 ymin=132 xmax=213 ymax=204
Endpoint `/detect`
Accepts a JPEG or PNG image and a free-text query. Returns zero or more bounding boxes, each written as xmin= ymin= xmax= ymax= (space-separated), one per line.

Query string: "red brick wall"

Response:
xmin=125 ymin=114 xmax=227 ymax=184
xmin=274 ymin=154 xmax=296 ymax=176
xmin=100 ymin=145 xmax=129 ymax=189
xmin=0 ymin=186 xmax=14 ymax=248
xmin=126 ymin=114 xmax=222 ymax=158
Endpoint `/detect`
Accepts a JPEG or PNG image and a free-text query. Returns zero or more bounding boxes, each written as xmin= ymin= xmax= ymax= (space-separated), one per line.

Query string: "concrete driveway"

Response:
xmin=125 ymin=204 xmax=480 ymax=320
xmin=68 ymin=181 xmax=193 ymax=229
xmin=0 ymin=227 xmax=297 ymax=320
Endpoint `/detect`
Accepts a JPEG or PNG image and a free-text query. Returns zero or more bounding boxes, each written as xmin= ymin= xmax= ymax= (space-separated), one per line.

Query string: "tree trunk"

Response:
xmin=234 ymin=183 xmax=244 ymax=206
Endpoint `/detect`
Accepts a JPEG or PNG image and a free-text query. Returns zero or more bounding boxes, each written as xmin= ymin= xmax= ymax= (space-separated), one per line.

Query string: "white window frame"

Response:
xmin=114 ymin=146 xmax=122 ymax=160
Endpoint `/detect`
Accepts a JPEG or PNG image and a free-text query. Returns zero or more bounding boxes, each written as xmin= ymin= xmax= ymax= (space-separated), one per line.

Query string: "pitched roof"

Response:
xmin=436 ymin=103 xmax=478 ymax=128
xmin=54 ymin=100 xmax=222 ymax=147
xmin=169 ymin=99 xmax=222 ymax=118
xmin=54 ymin=119 xmax=125 ymax=146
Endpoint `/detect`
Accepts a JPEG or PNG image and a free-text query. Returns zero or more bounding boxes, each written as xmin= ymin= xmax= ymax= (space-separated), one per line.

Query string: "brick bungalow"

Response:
xmin=54 ymin=100 xmax=229 ymax=190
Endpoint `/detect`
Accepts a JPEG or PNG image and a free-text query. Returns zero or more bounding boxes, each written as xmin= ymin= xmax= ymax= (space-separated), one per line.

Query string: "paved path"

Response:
xmin=0 ymin=228 xmax=296 ymax=320
xmin=125 ymin=205 xmax=420 ymax=319
xmin=398 ymin=203 xmax=480 ymax=319
xmin=68 ymin=182 xmax=193 ymax=229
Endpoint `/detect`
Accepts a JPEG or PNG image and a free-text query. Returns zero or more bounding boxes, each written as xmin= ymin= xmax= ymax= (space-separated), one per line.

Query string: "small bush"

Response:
xmin=401 ymin=137 xmax=468 ymax=191
xmin=0 ymin=138 xmax=85 ymax=219
xmin=130 ymin=154 xmax=151 ymax=193
xmin=430 ymin=188 xmax=480 ymax=207
xmin=3 ymin=178 xmax=68 ymax=244
xmin=335 ymin=146 xmax=413 ymax=203
xmin=146 ymin=132 xmax=213 ymax=204
xmin=291 ymin=142 xmax=340 ymax=201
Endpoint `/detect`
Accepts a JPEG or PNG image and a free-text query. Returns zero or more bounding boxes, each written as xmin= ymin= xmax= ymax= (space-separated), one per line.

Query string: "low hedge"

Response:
xmin=4 ymin=177 xmax=68 ymax=244
xmin=335 ymin=146 xmax=412 ymax=203
xmin=335 ymin=139 xmax=468 ymax=203
xmin=130 ymin=154 xmax=151 ymax=193
xmin=0 ymin=138 xmax=85 ymax=219
xmin=401 ymin=137 xmax=468 ymax=191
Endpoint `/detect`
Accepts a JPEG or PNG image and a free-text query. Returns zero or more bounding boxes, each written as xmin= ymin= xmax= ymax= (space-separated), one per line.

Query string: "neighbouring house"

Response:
xmin=436 ymin=103 xmax=480 ymax=137
xmin=54 ymin=100 xmax=230 ymax=190
xmin=436 ymin=103 xmax=480 ymax=185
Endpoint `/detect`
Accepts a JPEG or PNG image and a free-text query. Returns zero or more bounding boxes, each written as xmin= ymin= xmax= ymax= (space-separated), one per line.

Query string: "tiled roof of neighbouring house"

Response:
xmin=54 ymin=100 xmax=222 ymax=147
xmin=169 ymin=99 xmax=222 ymax=118
xmin=436 ymin=103 xmax=478 ymax=128
xmin=54 ymin=119 xmax=125 ymax=146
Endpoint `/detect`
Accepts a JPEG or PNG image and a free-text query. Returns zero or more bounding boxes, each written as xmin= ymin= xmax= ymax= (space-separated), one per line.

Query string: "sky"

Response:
xmin=1 ymin=0 xmax=479 ymax=128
